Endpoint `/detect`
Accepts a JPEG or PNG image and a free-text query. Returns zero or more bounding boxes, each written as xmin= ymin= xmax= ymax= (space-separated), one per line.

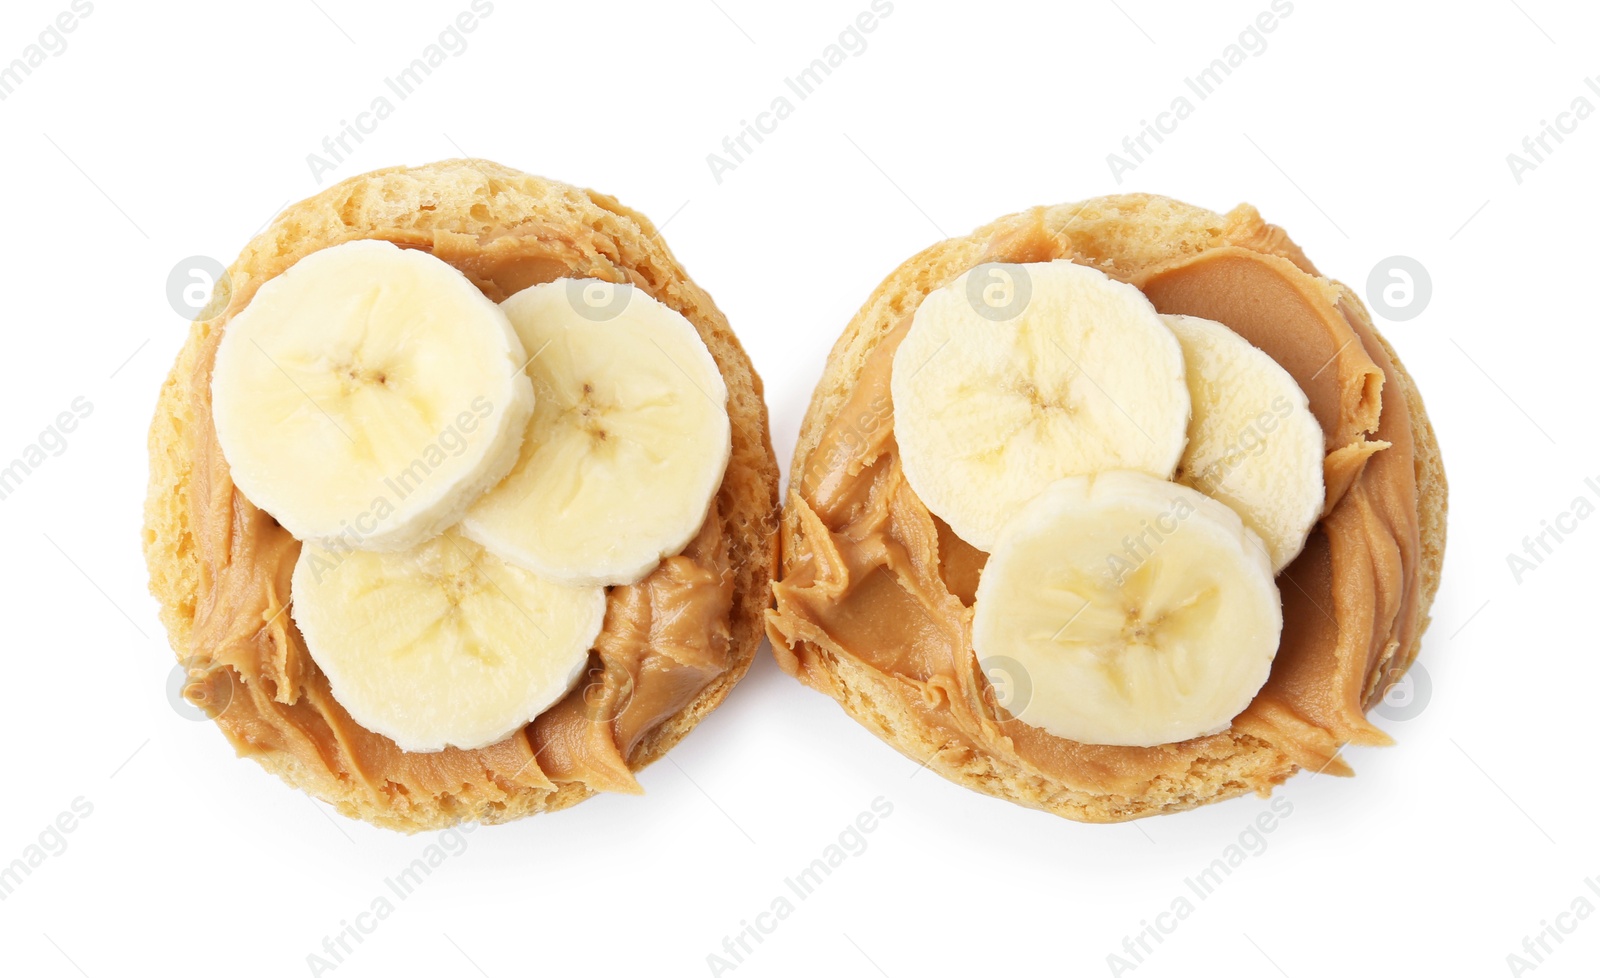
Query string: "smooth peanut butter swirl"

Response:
xmin=185 ymin=228 xmax=737 ymax=816
xmin=767 ymin=215 xmax=1424 ymax=803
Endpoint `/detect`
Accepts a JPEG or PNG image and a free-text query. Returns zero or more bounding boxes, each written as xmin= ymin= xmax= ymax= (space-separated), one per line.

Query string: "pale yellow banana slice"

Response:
xmin=291 ymin=528 xmax=605 ymax=753
xmin=971 ymin=471 xmax=1281 ymax=747
xmin=1164 ymin=314 xmax=1325 ymax=572
xmin=891 ymin=260 xmax=1189 ymax=551
xmin=461 ymin=279 xmax=731 ymax=587
xmin=211 ymin=240 xmax=534 ymax=551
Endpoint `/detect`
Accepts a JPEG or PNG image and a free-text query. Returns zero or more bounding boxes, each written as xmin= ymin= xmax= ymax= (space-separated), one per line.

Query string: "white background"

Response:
xmin=0 ymin=1 xmax=1593 ymax=975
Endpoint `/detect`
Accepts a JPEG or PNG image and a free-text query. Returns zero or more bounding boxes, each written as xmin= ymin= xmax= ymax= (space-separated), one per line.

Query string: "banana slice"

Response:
xmin=291 ymin=528 xmax=605 ymax=753
xmin=461 ymin=279 xmax=731 ymax=587
xmin=971 ymin=471 xmax=1281 ymax=748
xmin=891 ymin=260 xmax=1189 ymax=551
xmin=1164 ymin=314 xmax=1325 ymax=572
xmin=211 ymin=239 xmax=534 ymax=551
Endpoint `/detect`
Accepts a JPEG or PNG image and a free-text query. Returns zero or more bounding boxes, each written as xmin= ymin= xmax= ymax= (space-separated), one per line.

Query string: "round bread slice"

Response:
xmin=144 ymin=159 xmax=779 ymax=832
xmin=769 ymin=194 xmax=1446 ymax=821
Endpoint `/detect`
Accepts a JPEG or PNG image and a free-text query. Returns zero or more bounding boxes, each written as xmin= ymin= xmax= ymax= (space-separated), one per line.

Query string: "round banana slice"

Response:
xmin=971 ymin=471 xmax=1282 ymax=748
xmin=461 ymin=279 xmax=731 ymax=587
xmin=891 ymin=260 xmax=1189 ymax=551
xmin=211 ymin=239 xmax=534 ymax=551
xmin=291 ymin=528 xmax=605 ymax=753
xmin=1164 ymin=314 xmax=1325 ymax=572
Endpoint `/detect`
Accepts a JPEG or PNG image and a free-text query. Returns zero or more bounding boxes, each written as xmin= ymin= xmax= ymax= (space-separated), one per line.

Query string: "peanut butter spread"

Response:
xmin=186 ymin=229 xmax=736 ymax=805
xmin=768 ymin=227 xmax=1422 ymax=792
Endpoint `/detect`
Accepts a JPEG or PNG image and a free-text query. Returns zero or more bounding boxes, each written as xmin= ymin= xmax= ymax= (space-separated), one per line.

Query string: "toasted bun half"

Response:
xmin=773 ymin=194 xmax=1446 ymax=821
xmin=145 ymin=160 xmax=780 ymax=831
